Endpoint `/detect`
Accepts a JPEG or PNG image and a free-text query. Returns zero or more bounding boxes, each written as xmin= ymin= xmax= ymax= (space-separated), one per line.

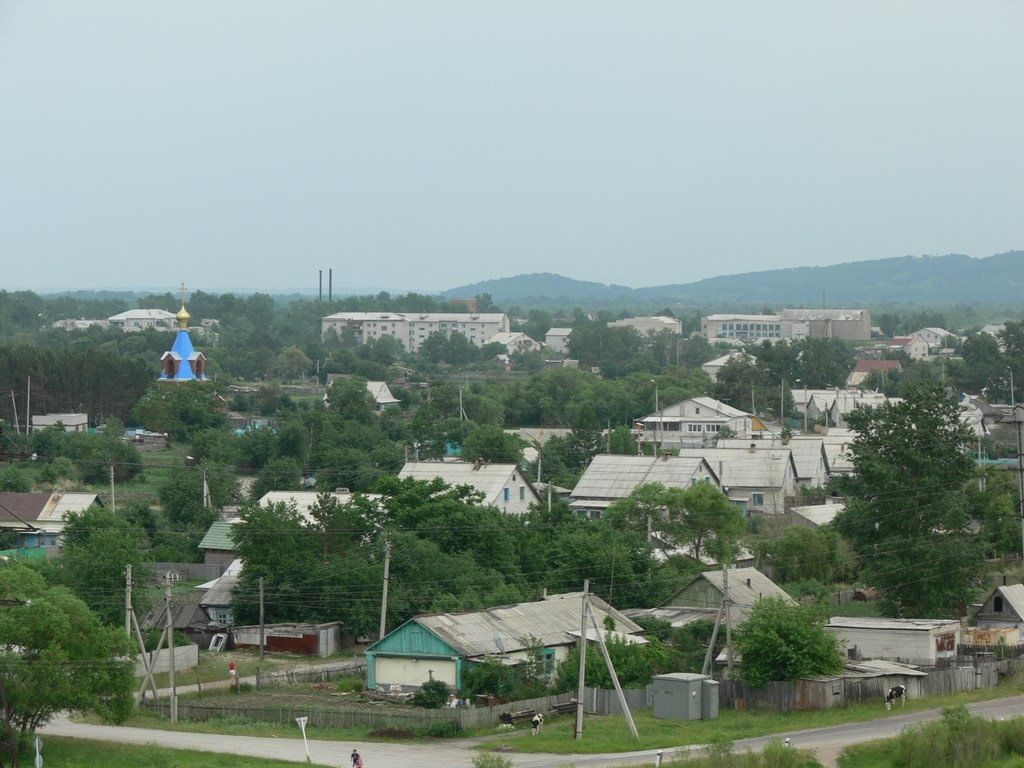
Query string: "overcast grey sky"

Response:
xmin=1 ymin=2 xmax=1022 ymax=293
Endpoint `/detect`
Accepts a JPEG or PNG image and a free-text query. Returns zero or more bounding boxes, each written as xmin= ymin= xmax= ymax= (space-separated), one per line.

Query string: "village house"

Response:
xmin=107 ymin=308 xmax=177 ymax=332
xmin=320 ymin=312 xmax=511 ymax=354
xmin=675 ymin=447 xmax=799 ymax=514
xmin=627 ymin=568 xmax=794 ymax=627
xmin=827 ymin=617 xmax=960 ymax=667
xmin=607 ymin=316 xmax=683 ymax=335
xmin=197 ymin=558 xmax=242 ymax=625
xmin=51 ymin=318 xmax=111 ymax=331
xmin=637 ymin=397 xmax=762 ymax=449
xmin=887 ymin=336 xmax=929 ymax=360
xmin=544 ymin=327 xmax=573 ymax=354
xmin=788 ymin=500 xmax=845 ymax=528
xmin=365 ymin=592 xmax=644 ymax=692
xmin=911 ymin=327 xmax=960 ymax=350
xmin=324 ymin=375 xmax=402 ymax=413
xmin=197 ymin=520 xmax=238 ymax=566
xmin=485 ymin=331 xmax=542 ymax=355
xmin=826 ymin=392 xmax=897 ymax=430
xmin=0 ymin=491 xmax=102 ymax=549
xmin=569 ymin=454 xmax=720 ymax=518
xmin=700 ymin=352 xmax=752 ymax=383
xmin=398 ymin=461 xmax=540 ymax=516
xmin=716 ymin=437 xmax=830 ymax=488
xmin=972 ymin=584 xmax=1024 ymax=632
xmin=818 ymin=430 xmax=857 ymax=475
xmin=30 ymin=413 xmax=88 ymax=433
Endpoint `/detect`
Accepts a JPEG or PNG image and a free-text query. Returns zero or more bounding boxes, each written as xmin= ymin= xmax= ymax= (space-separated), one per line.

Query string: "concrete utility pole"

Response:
xmin=1013 ymin=406 xmax=1024 ymax=560
xmin=378 ymin=537 xmax=391 ymax=640
xmin=164 ymin=574 xmax=177 ymax=723
xmin=124 ymin=564 xmax=132 ymax=638
xmin=110 ymin=464 xmax=116 ymax=513
xmin=574 ymin=579 xmax=589 ymax=740
xmin=258 ymin=576 xmax=266 ymax=661
xmin=24 ymin=376 xmax=30 ymax=435
xmin=723 ymin=565 xmax=734 ymax=676
xmin=701 ymin=603 xmax=725 ymax=677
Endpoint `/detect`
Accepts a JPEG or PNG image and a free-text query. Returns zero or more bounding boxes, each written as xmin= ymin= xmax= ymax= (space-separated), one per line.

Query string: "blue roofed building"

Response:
xmin=159 ymin=290 xmax=208 ymax=382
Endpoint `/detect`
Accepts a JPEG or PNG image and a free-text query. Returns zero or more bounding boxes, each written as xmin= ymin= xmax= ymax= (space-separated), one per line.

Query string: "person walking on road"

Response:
xmin=351 ymin=748 xmax=363 ymax=768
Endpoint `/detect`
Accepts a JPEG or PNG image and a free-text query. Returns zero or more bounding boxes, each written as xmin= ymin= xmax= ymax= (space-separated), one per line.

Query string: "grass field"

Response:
xmin=29 ymin=737 xmax=328 ymax=767
xmin=495 ymin=673 xmax=1024 ymax=754
xmin=147 ymin=648 xmax=361 ymax=690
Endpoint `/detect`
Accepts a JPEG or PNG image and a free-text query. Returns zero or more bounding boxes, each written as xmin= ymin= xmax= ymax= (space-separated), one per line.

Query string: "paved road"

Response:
xmin=42 ymin=694 xmax=1024 ymax=768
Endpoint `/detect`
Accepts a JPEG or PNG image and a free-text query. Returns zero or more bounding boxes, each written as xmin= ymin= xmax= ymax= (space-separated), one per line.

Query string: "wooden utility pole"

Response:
xmin=701 ymin=604 xmax=725 ymax=676
xmin=124 ymin=564 xmax=132 ymax=638
xmin=378 ymin=537 xmax=391 ymax=640
xmin=1013 ymin=406 xmax=1024 ymax=560
xmin=258 ymin=577 xmax=265 ymax=661
xmin=574 ymin=579 xmax=589 ymax=740
xmin=587 ymin=597 xmax=638 ymax=739
xmin=165 ymin=575 xmax=177 ymax=723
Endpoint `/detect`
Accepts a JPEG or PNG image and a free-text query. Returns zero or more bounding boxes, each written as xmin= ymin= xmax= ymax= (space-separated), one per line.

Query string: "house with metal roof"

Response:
xmin=674 ymin=447 xmax=798 ymax=514
xmin=324 ymin=376 xmax=401 ymax=413
xmin=569 ymin=454 xmax=720 ymax=519
xmin=198 ymin=520 xmax=239 ymax=566
xmin=972 ymin=584 xmax=1024 ymax=631
xmin=108 ymin=308 xmax=177 ymax=332
xmin=197 ymin=558 xmax=242 ymax=625
xmin=826 ymin=617 xmax=960 ymax=667
xmin=637 ymin=397 xmax=761 ymax=449
xmin=789 ymin=501 xmax=845 ymax=528
xmin=255 ymin=490 xmax=381 ymax=523
xmin=398 ymin=461 xmax=540 ymax=516
xmin=716 ymin=437 xmax=830 ymax=487
xmin=365 ymin=592 xmax=644 ymax=691
xmin=627 ymin=567 xmax=793 ymax=628
xmin=0 ymin=491 xmax=102 ymax=549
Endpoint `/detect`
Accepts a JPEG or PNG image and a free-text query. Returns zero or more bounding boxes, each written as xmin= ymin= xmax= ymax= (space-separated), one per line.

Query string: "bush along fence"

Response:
xmin=719 ymin=658 xmax=1022 ymax=713
xmin=140 ymin=691 xmax=577 ymax=731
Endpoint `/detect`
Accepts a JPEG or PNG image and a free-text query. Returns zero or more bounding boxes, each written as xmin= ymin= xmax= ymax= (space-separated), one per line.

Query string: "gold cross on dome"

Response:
xmin=179 ymin=281 xmax=187 ymax=303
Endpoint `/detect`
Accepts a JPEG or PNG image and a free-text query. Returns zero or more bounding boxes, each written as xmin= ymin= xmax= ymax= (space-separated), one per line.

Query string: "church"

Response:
xmin=159 ymin=289 xmax=208 ymax=382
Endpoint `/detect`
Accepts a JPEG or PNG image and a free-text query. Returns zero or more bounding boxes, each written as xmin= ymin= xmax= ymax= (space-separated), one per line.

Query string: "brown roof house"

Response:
xmin=0 ymin=491 xmax=101 ymax=549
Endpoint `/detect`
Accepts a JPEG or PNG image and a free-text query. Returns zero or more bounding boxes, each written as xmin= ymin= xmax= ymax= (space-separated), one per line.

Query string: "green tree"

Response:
xmin=0 ymin=563 xmax=133 ymax=764
xmin=556 ymin=635 xmax=674 ymax=690
xmin=274 ymin=345 xmax=312 ymax=380
xmin=132 ymin=383 xmax=227 ymax=441
xmin=735 ymin=598 xmax=842 ymax=686
xmin=251 ymin=456 xmax=303 ymax=499
xmin=158 ymin=462 xmax=240 ymax=535
xmin=461 ymin=425 xmax=523 ymax=464
xmin=836 ymin=386 xmax=981 ymax=616
xmin=326 ymin=377 xmax=375 ymax=423
xmin=55 ymin=506 xmax=153 ymax=626
xmin=756 ymin=526 xmax=856 ymax=584
xmin=0 ymin=467 xmax=29 ymax=493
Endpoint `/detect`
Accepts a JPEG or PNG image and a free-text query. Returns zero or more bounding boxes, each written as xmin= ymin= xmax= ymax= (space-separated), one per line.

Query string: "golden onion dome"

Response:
xmin=176 ymin=302 xmax=191 ymax=328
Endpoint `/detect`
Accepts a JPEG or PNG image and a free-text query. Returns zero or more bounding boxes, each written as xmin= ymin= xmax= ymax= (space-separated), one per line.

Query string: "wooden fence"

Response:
xmin=582 ymin=685 xmax=650 ymax=715
xmin=140 ymin=690 xmax=576 ymax=731
xmin=720 ymin=659 xmax=1021 ymax=713
xmin=151 ymin=561 xmax=230 ymax=582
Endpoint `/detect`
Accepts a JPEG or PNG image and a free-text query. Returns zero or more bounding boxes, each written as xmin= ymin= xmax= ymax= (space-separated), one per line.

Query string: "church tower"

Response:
xmin=159 ymin=283 xmax=208 ymax=382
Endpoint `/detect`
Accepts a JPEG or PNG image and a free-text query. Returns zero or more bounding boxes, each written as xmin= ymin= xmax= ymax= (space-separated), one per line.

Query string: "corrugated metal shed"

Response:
xmin=198 ymin=520 xmax=237 ymax=551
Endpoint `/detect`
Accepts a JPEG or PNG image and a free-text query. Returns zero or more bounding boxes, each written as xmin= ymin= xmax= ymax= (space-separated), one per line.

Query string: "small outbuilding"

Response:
xmin=972 ymin=584 xmax=1024 ymax=631
xmin=827 ymin=617 xmax=960 ymax=667
xmin=233 ymin=621 xmax=343 ymax=657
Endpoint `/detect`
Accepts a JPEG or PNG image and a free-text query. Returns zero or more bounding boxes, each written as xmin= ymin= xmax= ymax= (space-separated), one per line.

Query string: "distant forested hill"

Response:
xmin=444 ymin=251 xmax=1024 ymax=308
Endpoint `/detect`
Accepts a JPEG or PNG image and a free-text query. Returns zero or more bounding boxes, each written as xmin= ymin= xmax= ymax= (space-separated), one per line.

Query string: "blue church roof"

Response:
xmin=159 ymin=329 xmax=207 ymax=381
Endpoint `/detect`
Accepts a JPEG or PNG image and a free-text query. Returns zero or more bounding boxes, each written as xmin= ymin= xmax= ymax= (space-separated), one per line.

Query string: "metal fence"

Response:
xmin=582 ymin=685 xmax=650 ymax=715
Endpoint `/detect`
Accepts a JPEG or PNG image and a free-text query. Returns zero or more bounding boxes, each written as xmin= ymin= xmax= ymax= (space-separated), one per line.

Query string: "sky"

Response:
xmin=1 ymin=2 xmax=1022 ymax=294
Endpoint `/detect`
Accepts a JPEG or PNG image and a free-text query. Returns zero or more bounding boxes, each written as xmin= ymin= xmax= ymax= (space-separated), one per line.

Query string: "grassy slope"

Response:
xmin=31 ymin=737 xmax=328 ymax=767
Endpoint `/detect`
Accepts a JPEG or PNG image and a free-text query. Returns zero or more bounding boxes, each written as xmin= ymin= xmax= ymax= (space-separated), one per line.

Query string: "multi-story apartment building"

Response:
xmin=321 ymin=312 xmax=511 ymax=354
xmin=701 ymin=309 xmax=871 ymax=342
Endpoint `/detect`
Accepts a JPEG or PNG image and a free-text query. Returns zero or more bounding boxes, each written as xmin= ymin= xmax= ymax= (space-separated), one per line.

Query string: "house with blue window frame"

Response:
xmin=397 ymin=461 xmax=540 ymax=516
xmin=0 ymin=491 xmax=102 ymax=549
xmin=365 ymin=592 xmax=646 ymax=692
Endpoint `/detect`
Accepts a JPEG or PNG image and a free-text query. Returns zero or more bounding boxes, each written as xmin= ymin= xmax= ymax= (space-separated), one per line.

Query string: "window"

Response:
xmin=541 ymin=649 xmax=556 ymax=674
xmin=751 ymin=493 xmax=765 ymax=507
xmin=995 ymin=595 xmax=1005 ymax=613
xmin=695 ymin=407 xmax=701 ymax=414
xmin=688 ymin=424 xmax=703 ymax=432
xmin=706 ymin=424 xmax=720 ymax=433
xmin=503 ymin=487 xmax=510 ymax=503
xmin=519 ymin=486 xmax=525 ymax=501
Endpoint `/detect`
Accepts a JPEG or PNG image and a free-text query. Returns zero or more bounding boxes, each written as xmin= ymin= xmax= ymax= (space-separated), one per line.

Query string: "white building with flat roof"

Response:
xmin=608 ymin=316 xmax=682 ymax=335
xmin=321 ymin=312 xmax=510 ymax=354
xmin=108 ymin=309 xmax=177 ymax=332
xmin=701 ymin=314 xmax=783 ymax=342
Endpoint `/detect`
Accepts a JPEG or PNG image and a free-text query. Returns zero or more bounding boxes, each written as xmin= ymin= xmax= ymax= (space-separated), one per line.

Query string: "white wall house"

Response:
xmin=486 ymin=332 xmax=542 ymax=354
xmin=545 ymin=327 xmax=573 ymax=354
xmin=888 ymin=336 xmax=930 ymax=360
xmin=716 ymin=436 xmax=830 ymax=487
xmin=637 ymin=397 xmax=756 ymax=448
xmin=108 ymin=309 xmax=177 ymax=332
xmin=675 ymin=447 xmax=798 ymax=515
xmin=397 ymin=461 xmax=540 ymax=516
xmin=701 ymin=352 xmax=752 ymax=383
xmin=911 ymin=327 xmax=959 ymax=350
xmin=607 ymin=316 xmax=682 ymax=335
xmin=30 ymin=413 xmax=88 ymax=433
xmin=827 ymin=617 xmax=959 ymax=667
xmin=321 ymin=312 xmax=510 ymax=354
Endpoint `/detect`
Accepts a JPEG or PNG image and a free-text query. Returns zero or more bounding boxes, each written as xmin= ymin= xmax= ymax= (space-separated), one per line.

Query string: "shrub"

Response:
xmin=420 ymin=720 xmax=463 ymax=738
xmin=472 ymin=755 xmax=514 ymax=768
xmin=336 ymin=676 xmax=363 ymax=694
xmin=39 ymin=456 xmax=77 ymax=484
xmin=411 ymin=679 xmax=451 ymax=709
xmin=0 ymin=466 xmax=30 ymax=492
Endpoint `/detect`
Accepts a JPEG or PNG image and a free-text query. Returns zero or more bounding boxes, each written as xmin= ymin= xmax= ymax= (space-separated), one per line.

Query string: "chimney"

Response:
xmin=319 ymin=270 xmax=323 ymax=301
xmin=748 ymin=443 xmax=757 ymax=453
xmin=747 ymin=578 xmax=752 ymax=588
xmin=328 ymin=268 xmax=333 ymax=301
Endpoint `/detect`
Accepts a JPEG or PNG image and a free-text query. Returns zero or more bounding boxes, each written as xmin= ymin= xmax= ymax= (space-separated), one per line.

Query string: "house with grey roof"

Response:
xmin=789 ymin=501 xmax=845 ymax=528
xmin=675 ymin=447 xmax=798 ymax=514
xmin=197 ymin=558 xmax=242 ymax=625
xmin=827 ymin=617 xmax=960 ymax=667
xmin=972 ymin=584 xmax=1024 ymax=631
xmin=716 ymin=437 xmax=830 ymax=488
xmin=544 ymin=327 xmax=573 ymax=354
xmin=365 ymin=592 xmax=644 ymax=691
xmin=569 ymin=454 xmax=720 ymax=519
xmin=398 ymin=461 xmax=540 ymax=516
xmin=108 ymin=308 xmax=177 ymax=332
xmin=626 ymin=567 xmax=793 ymax=627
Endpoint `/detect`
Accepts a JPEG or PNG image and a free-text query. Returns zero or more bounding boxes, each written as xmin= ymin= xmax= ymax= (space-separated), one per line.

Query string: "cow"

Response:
xmin=531 ymin=713 xmax=545 ymax=735
xmin=885 ymin=685 xmax=907 ymax=710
